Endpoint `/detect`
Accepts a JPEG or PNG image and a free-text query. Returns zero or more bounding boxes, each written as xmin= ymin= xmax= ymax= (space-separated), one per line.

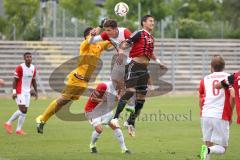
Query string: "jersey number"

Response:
xmin=212 ymin=80 xmax=220 ymax=96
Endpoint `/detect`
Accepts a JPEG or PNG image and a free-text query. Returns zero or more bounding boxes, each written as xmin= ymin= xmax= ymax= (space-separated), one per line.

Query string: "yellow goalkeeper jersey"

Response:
xmin=73 ymin=36 xmax=110 ymax=80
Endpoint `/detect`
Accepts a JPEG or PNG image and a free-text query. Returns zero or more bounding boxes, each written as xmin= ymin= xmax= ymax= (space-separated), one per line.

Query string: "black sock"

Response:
xmin=127 ymin=100 xmax=145 ymax=126
xmin=113 ymin=99 xmax=127 ymax=119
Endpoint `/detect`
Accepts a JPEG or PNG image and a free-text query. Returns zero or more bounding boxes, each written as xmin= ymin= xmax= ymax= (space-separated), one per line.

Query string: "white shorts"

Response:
xmin=15 ymin=93 xmax=31 ymax=107
xmin=201 ymin=117 xmax=230 ymax=146
xmin=89 ymin=112 xmax=113 ymax=127
xmin=111 ymin=56 xmax=131 ymax=81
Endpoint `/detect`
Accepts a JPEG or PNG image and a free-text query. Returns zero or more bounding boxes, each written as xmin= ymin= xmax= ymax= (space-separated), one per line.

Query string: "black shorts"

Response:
xmin=125 ymin=60 xmax=149 ymax=95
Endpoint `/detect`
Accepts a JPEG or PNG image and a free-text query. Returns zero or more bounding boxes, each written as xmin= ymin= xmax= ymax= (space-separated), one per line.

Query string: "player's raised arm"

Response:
xmin=89 ymin=19 xmax=108 ymax=44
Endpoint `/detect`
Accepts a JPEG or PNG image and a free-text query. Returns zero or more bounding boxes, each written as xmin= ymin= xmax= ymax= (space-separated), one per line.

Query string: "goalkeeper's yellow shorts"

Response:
xmin=61 ymin=72 xmax=88 ymax=100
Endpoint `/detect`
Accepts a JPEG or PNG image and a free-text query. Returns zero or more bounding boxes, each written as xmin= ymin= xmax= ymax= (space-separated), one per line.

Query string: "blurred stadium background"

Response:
xmin=0 ymin=1 xmax=240 ymax=160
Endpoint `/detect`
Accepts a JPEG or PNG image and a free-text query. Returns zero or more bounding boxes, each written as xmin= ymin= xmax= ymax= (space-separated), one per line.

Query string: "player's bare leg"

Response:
xmin=36 ymin=96 xmax=71 ymax=134
xmin=109 ymin=122 xmax=130 ymax=154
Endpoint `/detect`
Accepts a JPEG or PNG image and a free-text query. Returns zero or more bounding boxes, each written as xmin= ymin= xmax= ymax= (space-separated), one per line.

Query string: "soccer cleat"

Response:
xmin=125 ymin=105 xmax=135 ymax=113
xmin=16 ymin=129 xmax=26 ymax=135
xmin=90 ymin=143 xmax=98 ymax=153
xmin=4 ymin=123 xmax=13 ymax=134
xmin=110 ymin=118 xmax=120 ymax=128
xmin=122 ymin=149 xmax=131 ymax=154
xmin=200 ymin=145 xmax=209 ymax=160
xmin=36 ymin=115 xmax=45 ymax=134
xmin=127 ymin=125 xmax=135 ymax=137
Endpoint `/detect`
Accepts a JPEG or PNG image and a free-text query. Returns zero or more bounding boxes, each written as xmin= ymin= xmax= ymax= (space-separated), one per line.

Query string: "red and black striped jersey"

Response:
xmin=126 ymin=29 xmax=154 ymax=59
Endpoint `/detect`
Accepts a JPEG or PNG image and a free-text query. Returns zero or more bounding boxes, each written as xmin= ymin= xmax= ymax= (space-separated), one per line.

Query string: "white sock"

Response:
xmin=114 ymin=128 xmax=127 ymax=151
xmin=91 ymin=131 xmax=100 ymax=145
xmin=7 ymin=110 xmax=22 ymax=124
xmin=16 ymin=112 xmax=26 ymax=131
xmin=209 ymin=145 xmax=225 ymax=154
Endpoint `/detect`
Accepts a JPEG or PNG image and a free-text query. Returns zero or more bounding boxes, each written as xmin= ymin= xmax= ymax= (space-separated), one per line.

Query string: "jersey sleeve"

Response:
xmin=199 ymin=79 xmax=205 ymax=107
xmin=100 ymin=32 xmax=110 ymax=41
xmin=14 ymin=65 xmax=22 ymax=79
xmin=124 ymin=28 xmax=132 ymax=39
xmin=89 ymin=35 xmax=104 ymax=44
xmin=126 ymin=30 xmax=142 ymax=44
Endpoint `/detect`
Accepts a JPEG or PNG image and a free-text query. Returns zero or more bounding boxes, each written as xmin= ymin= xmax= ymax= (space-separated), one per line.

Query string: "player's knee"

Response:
xmin=57 ymin=97 xmax=71 ymax=106
xmin=95 ymin=125 xmax=103 ymax=134
xmin=19 ymin=107 xmax=27 ymax=114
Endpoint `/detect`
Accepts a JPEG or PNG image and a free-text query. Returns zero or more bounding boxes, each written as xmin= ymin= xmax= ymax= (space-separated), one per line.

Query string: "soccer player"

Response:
xmin=35 ymin=27 xmax=111 ymax=134
xmin=215 ymin=71 xmax=240 ymax=124
xmin=85 ymin=82 xmax=130 ymax=154
xmin=199 ymin=55 xmax=234 ymax=160
xmin=110 ymin=15 xmax=166 ymax=136
xmin=89 ymin=19 xmax=136 ymax=113
xmin=4 ymin=52 xmax=38 ymax=135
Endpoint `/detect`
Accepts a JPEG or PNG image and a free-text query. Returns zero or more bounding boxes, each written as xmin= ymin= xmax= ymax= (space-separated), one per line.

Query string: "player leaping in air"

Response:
xmin=35 ymin=27 xmax=111 ymax=134
xmin=89 ymin=19 xmax=137 ymax=113
xmin=110 ymin=15 xmax=166 ymax=136
xmin=84 ymin=82 xmax=130 ymax=154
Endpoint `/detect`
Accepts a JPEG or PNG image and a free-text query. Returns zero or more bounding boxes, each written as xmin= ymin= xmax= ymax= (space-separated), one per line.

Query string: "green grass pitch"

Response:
xmin=0 ymin=95 xmax=239 ymax=160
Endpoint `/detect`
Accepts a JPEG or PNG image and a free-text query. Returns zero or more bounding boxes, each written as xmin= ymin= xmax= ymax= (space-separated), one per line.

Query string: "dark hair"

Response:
xmin=84 ymin=27 xmax=93 ymax=39
xmin=24 ymin=52 xmax=31 ymax=57
xmin=211 ymin=55 xmax=225 ymax=72
xmin=141 ymin=15 xmax=154 ymax=27
xmin=103 ymin=19 xmax=118 ymax=29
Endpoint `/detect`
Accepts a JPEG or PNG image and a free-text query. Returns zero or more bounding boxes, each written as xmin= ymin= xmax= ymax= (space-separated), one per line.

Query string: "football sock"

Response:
xmin=209 ymin=145 xmax=225 ymax=154
xmin=40 ymin=100 xmax=58 ymax=123
xmin=113 ymin=99 xmax=127 ymax=119
xmin=127 ymin=99 xmax=145 ymax=125
xmin=114 ymin=128 xmax=127 ymax=150
xmin=7 ymin=110 xmax=22 ymax=124
xmin=91 ymin=130 xmax=100 ymax=146
xmin=16 ymin=112 xmax=26 ymax=131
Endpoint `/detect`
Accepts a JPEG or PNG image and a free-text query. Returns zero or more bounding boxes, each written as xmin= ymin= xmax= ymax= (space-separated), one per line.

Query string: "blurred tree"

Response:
xmin=222 ymin=0 xmax=240 ymax=29
xmin=3 ymin=0 xmax=39 ymax=40
xmin=59 ymin=0 xmax=100 ymax=26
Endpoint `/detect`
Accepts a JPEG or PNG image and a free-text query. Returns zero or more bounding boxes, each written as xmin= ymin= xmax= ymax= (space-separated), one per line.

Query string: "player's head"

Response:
xmin=84 ymin=27 xmax=93 ymax=39
xmin=103 ymin=19 xmax=118 ymax=38
xmin=141 ymin=15 xmax=154 ymax=31
xmin=211 ymin=55 xmax=225 ymax=72
xmin=95 ymin=83 xmax=107 ymax=96
xmin=24 ymin=52 xmax=32 ymax=65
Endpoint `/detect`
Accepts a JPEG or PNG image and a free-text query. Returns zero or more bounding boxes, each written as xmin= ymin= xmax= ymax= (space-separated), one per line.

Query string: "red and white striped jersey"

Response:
xmin=14 ymin=63 xmax=36 ymax=94
xmin=199 ymin=72 xmax=232 ymax=121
